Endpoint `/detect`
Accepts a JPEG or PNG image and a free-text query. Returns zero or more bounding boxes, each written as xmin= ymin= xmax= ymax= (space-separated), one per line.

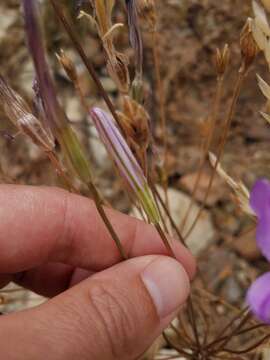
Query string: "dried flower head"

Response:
xmin=137 ymin=0 xmax=157 ymax=31
xmin=90 ymin=107 xmax=159 ymax=224
xmin=209 ymin=153 xmax=254 ymax=216
xmin=56 ymin=49 xmax=78 ymax=83
xmin=214 ymin=44 xmax=230 ymax=76
xmin=240 ymin=18 xmax=259 ymax=69
xmin=256 ymin=75 xmax=270 ymax=124
xmin=126 ymin=0 xmax=143 ymax=78
xmin=116 ymin=96 xmax=150 ymax=173
xmin=117 ymin=96 xmax=150 ymax=151
xmin=87 ymin=0 xmax=130 ymax=94
xmin=0 ymin=76 xmax=54 ymax=152
xmin=106 ymin=53 xmax=130 ymax=95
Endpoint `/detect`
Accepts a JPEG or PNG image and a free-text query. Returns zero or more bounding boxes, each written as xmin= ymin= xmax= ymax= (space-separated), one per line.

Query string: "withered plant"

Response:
xmin=0 ymin=1 xmax=270 ymax=359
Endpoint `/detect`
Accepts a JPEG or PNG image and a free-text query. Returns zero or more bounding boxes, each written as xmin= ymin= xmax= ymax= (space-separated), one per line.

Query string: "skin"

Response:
xmin=0 ymin=185 xmax=195 ymax=360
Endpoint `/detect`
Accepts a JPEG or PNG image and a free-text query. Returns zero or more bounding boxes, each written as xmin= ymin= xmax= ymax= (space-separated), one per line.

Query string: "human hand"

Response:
xmin=0 ymin=185 xmax=195 ymax=360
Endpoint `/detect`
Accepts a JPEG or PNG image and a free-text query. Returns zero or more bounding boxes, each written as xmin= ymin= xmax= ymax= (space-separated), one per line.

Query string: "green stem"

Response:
xmin=88 ymin=182 xmax=128 ymax=260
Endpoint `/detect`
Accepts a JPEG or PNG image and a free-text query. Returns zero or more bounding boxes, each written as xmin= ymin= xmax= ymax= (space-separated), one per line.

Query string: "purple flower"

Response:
xmin=247 ymin=179 xmax=270 ymax=324
xmin=250 ymin=179 xmax=270 ymax=261
xmin=247 ymin=272 xmax=270 ymax=323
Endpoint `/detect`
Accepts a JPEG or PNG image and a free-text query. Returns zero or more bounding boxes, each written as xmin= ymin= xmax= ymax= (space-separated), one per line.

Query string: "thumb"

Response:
xmin=0 ymin=256 xmax=190 ymax=360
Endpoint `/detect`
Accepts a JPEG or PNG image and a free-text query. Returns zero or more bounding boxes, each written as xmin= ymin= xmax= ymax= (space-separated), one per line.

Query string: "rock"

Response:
xmin=180 ymin=170 xmax=227 ymax=206
xmin=160 ymin=187 xmax=215 ymax=255
xmin=0 ymin=283 xmax=45 ymax=314
xmin=88 ymin=125 xmax=110 ymax=168
xmin=0 ymin=6 xmax=16 ymax=40
xmin=66 ymin=97 xmax=83 ymax=123
xmin=133 ymin=186 xmax=216 ymax=255
xmin=100 ymin=77 xmax=118 ymax=93
xmin=263 ymin=349 xmax=270 ymax=360
xmin=140 ymin=336 xmax=164 ymax=360
xmin=231 ymin=228 xmax=261 ymax=261
xmin=223 ymin=277 xmax=242 ymax=304
xmin=155 ymin=349 xmax=185 ymax=360
xmin=18 ymin=60 xmax=35 ymax=94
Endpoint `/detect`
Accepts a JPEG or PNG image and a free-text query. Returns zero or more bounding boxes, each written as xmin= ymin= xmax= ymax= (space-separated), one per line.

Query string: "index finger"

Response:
xmin=0 ymin=185 xmax=195 ymax=277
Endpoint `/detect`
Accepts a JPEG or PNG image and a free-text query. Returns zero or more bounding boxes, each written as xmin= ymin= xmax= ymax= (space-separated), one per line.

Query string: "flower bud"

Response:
xmin=240 ymin=18 xmax=259 ymax=69
xmin=90 ymin=107 xmax=160 ymax=224
xmin=56 ymin=50 xmax=78 ymax=83
xmin=137 ymin=0 xmax=157 ymax=30
xmin=214 ymin=44 xmax=230 ymax=76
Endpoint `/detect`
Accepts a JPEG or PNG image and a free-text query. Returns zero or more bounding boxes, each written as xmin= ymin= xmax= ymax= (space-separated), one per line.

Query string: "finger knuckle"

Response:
xmin=87 ymin=281 xmax=136 ymax=359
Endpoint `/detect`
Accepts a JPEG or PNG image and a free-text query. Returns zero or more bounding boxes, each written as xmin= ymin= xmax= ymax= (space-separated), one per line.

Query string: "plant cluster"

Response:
xmin=1 ymin=1 xmax=270 ymax=359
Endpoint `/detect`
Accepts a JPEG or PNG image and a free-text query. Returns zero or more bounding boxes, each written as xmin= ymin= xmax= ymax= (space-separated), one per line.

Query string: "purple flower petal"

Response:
xmin=250 ymin=179 xmax=270 ymax=217
xmin=250 ymin=179 xmax=270 ymax=261
xmin=256 ymin=213 xmax=270 ymax=262
xmin=247 ymin=272 xmax=270 ymax=324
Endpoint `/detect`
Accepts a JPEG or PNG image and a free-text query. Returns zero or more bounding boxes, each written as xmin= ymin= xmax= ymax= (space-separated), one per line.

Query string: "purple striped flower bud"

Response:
xmin=90 ymin=107 xmax=159 ymax=224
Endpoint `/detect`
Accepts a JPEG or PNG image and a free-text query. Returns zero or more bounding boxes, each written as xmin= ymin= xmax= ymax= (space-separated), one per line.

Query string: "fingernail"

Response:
xmin=141 ymin=257 xmax=190 ymax=319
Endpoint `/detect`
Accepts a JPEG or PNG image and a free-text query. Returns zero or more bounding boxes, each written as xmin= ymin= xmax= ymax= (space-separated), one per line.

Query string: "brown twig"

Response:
xmin=184 ymin=64 xmax=247 ymax=240
xmin=180 ymin=74 xmax=225 ymax=233
xmin=49 ymin=0 xmax=125 ymax=134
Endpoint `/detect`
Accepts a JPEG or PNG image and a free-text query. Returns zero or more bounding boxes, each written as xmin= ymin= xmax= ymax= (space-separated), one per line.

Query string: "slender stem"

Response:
xmin=162 ymin=331 xmax=194 ymax=358
xmin=222 ymin=334 xmax=270 ymax=355
xmin=155 ymin=223 xmax=175 ymax=257
xmin=49 ymin=0 xmax=125 ymax=134
xmin=46 ymin=151 xmax=77 ymax=193
xmin=180 ymin=75 xmax=224 ymax=233
xmin=206 ymin=306 xmax=249 ymax=349
xmin=152 ymin=30 xmax=169 ymax=208
xmin=150 ymin=180 xmax=185 ymax=245
xmin=152 ymin=185 xmax=170 ymax=233
xmin=169 ymin=322 xmax=194 ymax=349
xmin=187 ymin=297 xmax=201 ymax=353
xmin=184 ymin=65 xmax=247 ymax=240
xmin=210 ymin=311 xmax=251 ymax=353
xmin=87 ymin=182 xmax=128 ymax=260
xmin=0 ymin=161 xmax=14 ymax=183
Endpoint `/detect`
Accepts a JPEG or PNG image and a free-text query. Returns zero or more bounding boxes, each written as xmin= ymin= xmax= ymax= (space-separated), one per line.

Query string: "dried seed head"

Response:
xmin=131 ymin=75 xmax=144 ymax=103
xmin=118 ymin=96 xmax=150 ymax=152
xmin=106 ymin=53 xmax=130 ymax=94
xmin=18 ymin=113 xmax=55 ymax=152
xmin=252 ymin=1 xmax=270 ymax=68
xmin=253 ymin=0 xmax=270 ymax=37
xmin=137 ymin=0 xmax=157 ymax=30
xmin=214 ymin=44 xmax=230 ymax=76
xmin=209 ymin=152 xmax=254 ymax=217
xmin=257 ymin=74 xmax=270 ymax=100
xmin=240 ymin=18 xmax=259 ymax=69
xmin=126 ymin=0 xmax=143 ymax=78
xmin=56 ymin=50 xmax=78 ymax=83
xmin=0 ymin=76 xmax=54 ymax=151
